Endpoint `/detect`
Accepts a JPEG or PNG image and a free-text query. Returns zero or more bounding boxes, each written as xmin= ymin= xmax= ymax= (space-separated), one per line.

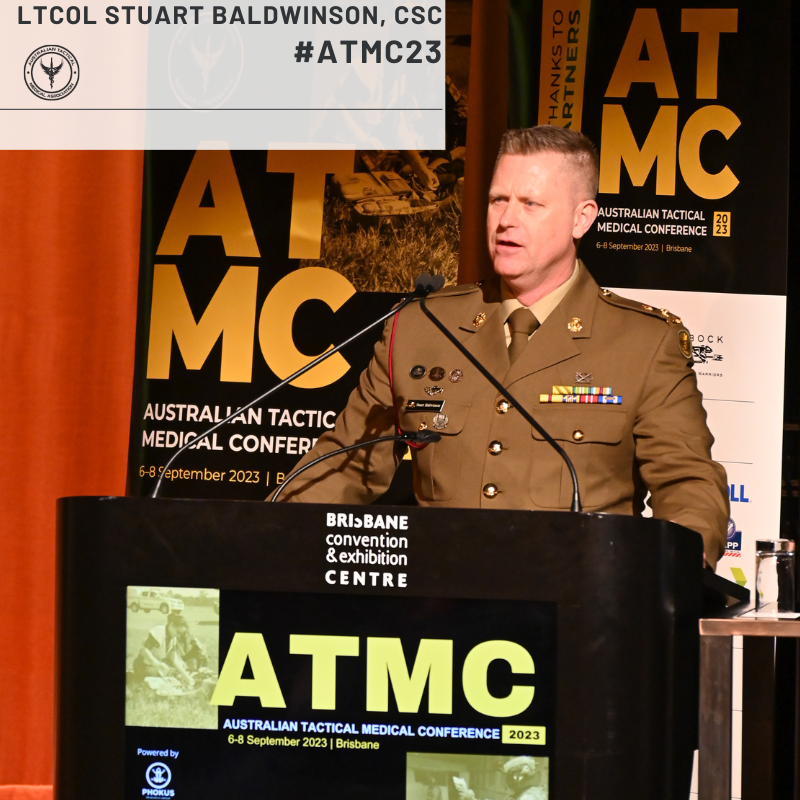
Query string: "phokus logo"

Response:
xmin=144 ymin=761 xmax=175 ymax=797
xmin=24 ymin=46 xmax=79 ymax=100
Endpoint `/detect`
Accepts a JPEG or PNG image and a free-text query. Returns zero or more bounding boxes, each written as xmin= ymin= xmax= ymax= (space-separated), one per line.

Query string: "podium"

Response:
xmin=56 ymin=497 xmax=703 ymax=800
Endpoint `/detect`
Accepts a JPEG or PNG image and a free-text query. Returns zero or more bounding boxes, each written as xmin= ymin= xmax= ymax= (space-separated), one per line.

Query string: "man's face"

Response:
xmin=486 ymin=151 xmax=595 ymax=287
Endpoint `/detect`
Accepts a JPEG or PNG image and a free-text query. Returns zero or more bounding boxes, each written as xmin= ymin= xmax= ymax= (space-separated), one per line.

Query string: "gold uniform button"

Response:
xmin=572 ymin=429 xmax=585 ymax=442
xmin=483 ymin=483 xmax=499 ymax=498
xmin=488 ymin=440 xmax=503 ymax=455
xmin=496 ymin=400 xmax=511 ymax=414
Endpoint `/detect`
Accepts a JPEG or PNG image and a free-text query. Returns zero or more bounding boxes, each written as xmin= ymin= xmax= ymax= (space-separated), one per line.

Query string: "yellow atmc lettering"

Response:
xmin=210 ymin=634 xmax=536 ymax=718
xmin=147 ymin=149 xmax=357 ymax=386
xmin=210 ymin=632 xmax=287 ymax=707
xmin=599 ymin=8 xmax=740 ymax=200
xmin=259 ymin=267 xmax=355 ymax=389
xmin=147 ymin=264 xmax=258 ymax=382
xmin=365 ymin=638 xmax=454 ymax=714
xmin=156 ymin=150 xmax=260 ymax=257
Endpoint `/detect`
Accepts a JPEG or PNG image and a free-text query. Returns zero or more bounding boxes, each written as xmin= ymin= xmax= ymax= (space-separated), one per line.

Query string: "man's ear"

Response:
xmin=573 ymin=199 xmax=598 ymax=240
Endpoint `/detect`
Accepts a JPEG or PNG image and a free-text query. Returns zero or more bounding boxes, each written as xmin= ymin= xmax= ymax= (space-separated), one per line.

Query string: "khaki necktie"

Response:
xmin=507 ymin=307 xmax=540 ymax=363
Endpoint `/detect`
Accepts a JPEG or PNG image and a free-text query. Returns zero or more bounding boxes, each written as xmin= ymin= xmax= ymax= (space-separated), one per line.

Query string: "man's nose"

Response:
xmin=498 ymin=200 xmax=519 ymax=228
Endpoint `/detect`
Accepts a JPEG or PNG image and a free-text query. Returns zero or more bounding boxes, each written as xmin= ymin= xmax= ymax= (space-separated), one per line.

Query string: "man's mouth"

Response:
xmin=497 ymin=239 xmax=521 ymax=248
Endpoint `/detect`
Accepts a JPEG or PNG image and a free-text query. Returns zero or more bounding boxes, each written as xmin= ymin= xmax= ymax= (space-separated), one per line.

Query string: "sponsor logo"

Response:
xmin=168 ymin=12 xmax=244 ymax=109
xmin=692 ymin=334 xmax=724 ymax=377
xmin=144 ymin=761 xmax=175 ymax=797
xmin=692 ymin=344 xmax=723 ymax=364
xmin=725 ymin=518 xmax=742 ymax=556
xmin=729 ymin=484 xmax=750 ymax=503
xmin=24 ymin=45 xmax=80 ymax=100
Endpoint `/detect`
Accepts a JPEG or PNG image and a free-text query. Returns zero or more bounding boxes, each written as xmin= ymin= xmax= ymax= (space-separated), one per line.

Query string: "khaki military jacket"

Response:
xmin=280 ymin=263 xmax=729 ymax=566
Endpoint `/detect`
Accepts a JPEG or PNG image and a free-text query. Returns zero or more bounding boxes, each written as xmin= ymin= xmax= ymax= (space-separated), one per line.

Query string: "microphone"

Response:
xmin=418 ymin=295 xmax=583 ymax=513
xmin=270 ymin=429 xmax=442 ymax=502
xmin=149 ymin=273 xmax=445 ymax=499
xmin=415 ymin=273 xmax=446 ymax=295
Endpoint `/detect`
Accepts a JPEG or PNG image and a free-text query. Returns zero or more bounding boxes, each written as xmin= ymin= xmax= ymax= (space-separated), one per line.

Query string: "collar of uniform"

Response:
xmin=500 ymin=262 xmax=599 ymax=385
xmin=553 ymin=258 xmax=599 ymax=339
xmin=500 ymin=260 xmax=581 ymax=326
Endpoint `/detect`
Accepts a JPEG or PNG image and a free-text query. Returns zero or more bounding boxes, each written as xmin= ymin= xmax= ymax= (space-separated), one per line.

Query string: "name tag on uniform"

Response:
xmin=405 ymin=400 xmax=445 ymax=412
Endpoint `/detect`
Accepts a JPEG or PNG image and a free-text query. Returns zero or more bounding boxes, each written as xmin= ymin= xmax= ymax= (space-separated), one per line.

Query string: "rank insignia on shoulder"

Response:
xmin=678 ymin=329 xmax=692 ymax=359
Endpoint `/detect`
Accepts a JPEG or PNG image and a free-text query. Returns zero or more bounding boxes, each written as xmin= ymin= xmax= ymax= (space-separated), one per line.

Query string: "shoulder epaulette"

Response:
xmin=598 ymin=287 xmax=683 ymax=325
xmin=427 ymin=282 xmax=482 ymax=299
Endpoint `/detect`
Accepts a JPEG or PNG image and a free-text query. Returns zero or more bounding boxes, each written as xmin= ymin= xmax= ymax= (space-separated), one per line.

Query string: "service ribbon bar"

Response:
xmin=540 ymin=394 xmax=623 ymax=404
xmin=552 ymin=386 xmax=612 ymax=395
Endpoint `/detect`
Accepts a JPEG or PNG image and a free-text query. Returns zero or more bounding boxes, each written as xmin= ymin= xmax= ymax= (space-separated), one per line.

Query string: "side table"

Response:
xmin=699 ymin=613 xmax=800 ymax=800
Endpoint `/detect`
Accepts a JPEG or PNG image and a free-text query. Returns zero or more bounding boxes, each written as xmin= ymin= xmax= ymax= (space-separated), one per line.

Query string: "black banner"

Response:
xmin=126 ymin=2 xmax=473 ymax=500
xmin=126 ymin=149 xmax=402 ymax=499
xmin=509 ymin=0 xmax=789 ymax=295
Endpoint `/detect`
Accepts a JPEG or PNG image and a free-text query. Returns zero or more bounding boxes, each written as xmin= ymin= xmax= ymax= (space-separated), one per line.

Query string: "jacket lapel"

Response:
xmin=503 ymin=262 xmax=599 ymax=387
xmin=453 ymin=279 xmax=511 ymax=377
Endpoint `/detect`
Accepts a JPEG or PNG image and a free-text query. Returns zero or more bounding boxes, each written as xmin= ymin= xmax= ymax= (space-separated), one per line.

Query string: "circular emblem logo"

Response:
xmin=25 ymin=45 xmax=79 ymax=100
xmin=168 ymin=12 xmax=244 ymax=109
xmin=727 ymin=518 xmax=736 ymax=540
xmin=145 ymin=762 xmax=172 ymax=789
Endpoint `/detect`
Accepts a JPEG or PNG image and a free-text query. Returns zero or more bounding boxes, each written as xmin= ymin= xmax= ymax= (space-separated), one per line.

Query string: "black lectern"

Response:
xmin=55 ymin=498 xmax=703 ymax=800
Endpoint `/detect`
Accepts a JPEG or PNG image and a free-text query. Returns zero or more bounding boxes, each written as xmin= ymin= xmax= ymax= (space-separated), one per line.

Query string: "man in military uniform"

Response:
xmin=278 ymin=126 xmax=729 ymax=567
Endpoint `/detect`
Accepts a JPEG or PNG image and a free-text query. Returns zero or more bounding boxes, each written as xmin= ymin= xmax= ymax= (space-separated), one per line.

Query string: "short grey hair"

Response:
xmin=496 ymin=126 xmax=599 ymax=199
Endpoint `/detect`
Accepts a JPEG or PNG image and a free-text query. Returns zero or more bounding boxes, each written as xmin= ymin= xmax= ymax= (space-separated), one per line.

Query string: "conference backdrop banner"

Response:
xmin=509 ymin=0 xmax=790 ymax=588
xmin=126 ymin=5 xmax=471 ymax=500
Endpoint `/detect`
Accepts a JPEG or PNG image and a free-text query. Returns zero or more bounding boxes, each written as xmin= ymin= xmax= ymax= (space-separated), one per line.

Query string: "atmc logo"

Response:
xmin=24 ymin=45 xmax=79 ymax=100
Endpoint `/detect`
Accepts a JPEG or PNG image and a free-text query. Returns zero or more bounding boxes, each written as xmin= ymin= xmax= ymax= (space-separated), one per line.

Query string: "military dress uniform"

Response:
xmin=279 ymin=262 xmax=729 ymax=567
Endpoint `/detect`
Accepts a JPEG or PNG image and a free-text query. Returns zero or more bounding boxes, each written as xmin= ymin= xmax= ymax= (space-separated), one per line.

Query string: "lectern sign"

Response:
xmin=57 ymin=498 xmax=703 ymax=799
xmin=124 ymin=589 xmax=557 ymax=799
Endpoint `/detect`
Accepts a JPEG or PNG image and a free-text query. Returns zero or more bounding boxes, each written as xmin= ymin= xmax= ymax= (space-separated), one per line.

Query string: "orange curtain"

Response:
xmin=0 ymin=151 xmax=143 ymax=797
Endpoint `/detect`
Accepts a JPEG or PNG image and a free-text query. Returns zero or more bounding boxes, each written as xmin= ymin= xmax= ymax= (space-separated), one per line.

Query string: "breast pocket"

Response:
xmin=398 ymin=399 xmax=471 ymax=501
xmin=530 ymin=407 xmax=629 ymax=509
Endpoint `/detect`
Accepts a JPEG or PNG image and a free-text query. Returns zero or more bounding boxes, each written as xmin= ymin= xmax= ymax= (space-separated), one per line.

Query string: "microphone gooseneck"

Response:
xmin=149 ymin=273 xmax=445 ymax=499
xmin=419 ymin=295 xmax=582 ymax=513
xmin=270 ymin=429 xmax=441 ymax=503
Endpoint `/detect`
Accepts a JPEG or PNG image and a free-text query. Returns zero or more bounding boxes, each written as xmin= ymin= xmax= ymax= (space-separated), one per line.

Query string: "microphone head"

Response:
xmin=414 ymin=273 xmax=446 ymax=296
